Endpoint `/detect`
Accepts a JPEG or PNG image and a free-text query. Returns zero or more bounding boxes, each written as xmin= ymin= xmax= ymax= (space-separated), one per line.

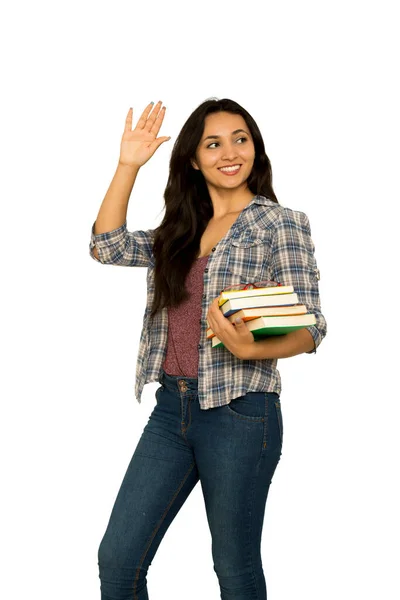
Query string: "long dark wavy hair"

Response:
xmin=150 ymin=97 xmax=279 ymax=319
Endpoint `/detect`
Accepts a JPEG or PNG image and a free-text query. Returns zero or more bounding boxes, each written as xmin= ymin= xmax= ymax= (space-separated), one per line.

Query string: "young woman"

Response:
xmin=89 ymin=98 xmax=327 ymax=599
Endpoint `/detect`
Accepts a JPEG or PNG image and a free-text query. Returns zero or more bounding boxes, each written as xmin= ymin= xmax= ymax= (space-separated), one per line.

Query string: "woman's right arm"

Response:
xmin=90 ymin=101 xmax=170 ymax=265
xmin=91 ymin=162 xmax=139 ymax=260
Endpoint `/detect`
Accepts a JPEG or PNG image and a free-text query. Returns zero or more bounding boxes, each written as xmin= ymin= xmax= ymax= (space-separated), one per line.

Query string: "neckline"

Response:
xmin=195 ymin=197 xmax=255 ymax=260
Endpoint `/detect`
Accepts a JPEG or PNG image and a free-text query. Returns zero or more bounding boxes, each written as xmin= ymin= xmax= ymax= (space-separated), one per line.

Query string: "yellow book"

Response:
xmin=219 ymin=293 xmax=299 ymax=316
xmin=218 ymin=284 xmax=294 ymax=307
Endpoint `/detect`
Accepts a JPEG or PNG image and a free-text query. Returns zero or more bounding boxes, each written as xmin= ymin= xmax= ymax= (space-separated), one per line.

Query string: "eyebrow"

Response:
xmin=203 ymin=129 xmax=250 ymax=142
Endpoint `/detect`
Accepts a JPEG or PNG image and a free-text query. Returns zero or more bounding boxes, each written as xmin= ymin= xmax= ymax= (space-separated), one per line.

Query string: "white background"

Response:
xmin=2 ymin=1 xmax=399 ymax=598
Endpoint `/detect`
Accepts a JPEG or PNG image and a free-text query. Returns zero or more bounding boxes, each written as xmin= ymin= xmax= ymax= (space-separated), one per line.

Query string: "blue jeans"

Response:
xmin=98 ymin=369 xmax=283 ymax=599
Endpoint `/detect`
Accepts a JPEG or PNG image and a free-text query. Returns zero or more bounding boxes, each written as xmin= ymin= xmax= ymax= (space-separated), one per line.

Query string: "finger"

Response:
xmin=212 ymin=296 xmax=222 ymax=313
xmin=144 ymin=100 xmax=163 ymax=131
xmin=148 ymin=136 xmax=171 ymax=154
xmin=135 ymin=102 xmax=156 ymax=130
xmin=209 ymin=297 xmax=220 ymax=313
xmin=206 ymin=305 xmax=215 ymax=327
xmin=207 ymin=313 xmax=217 ymax=336
xmin=213 ymin=304 xmax=233 ymax=335
xmin=150 ymin=106 xmax=167 ymax=136
xmin=124 ymin=107 xmax=134 ymax=133
xmin=207 ymin=299 xmax=222 ymax=330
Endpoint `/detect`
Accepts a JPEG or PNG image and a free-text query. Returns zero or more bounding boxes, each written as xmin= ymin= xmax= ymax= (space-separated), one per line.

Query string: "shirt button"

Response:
xmin=198 ymin=344 xmax=202 ymax=349
xmin=204 ymin=268 xmax=209 ymax=273
xmin=202 ymin=293 xmax=206 ymax=299
xmin=211 ymin=247 xmax=216 ymax=252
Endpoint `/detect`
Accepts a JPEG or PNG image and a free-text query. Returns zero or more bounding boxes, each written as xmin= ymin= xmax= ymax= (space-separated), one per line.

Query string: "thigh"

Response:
xmin=195 ymin=391 xmax=283 ymax=575
xmin=98 ymin=392 xmax=200 ymax=572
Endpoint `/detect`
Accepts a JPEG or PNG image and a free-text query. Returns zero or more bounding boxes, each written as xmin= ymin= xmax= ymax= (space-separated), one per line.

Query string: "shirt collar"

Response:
xmin=250 ymin=194 xmax=277 ymax=207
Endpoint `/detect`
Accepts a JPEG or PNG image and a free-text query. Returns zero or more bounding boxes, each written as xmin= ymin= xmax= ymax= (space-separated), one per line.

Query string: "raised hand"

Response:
xmin=119 ymin=101 xmax=171 ymax=168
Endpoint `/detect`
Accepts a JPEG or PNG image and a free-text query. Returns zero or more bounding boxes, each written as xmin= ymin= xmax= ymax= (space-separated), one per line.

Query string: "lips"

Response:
xmin=218 ymin=164 xmax=242 ymax=175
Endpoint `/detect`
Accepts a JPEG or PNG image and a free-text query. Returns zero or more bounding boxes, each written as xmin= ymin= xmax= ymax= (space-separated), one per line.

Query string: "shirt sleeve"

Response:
xmin=89 ymin=220 xmax=155 ymax=268
xmin=270 ymin=208 xmax=327 ymax=354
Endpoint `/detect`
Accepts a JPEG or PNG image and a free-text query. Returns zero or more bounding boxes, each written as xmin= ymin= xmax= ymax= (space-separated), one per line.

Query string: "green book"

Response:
xmin=211 ymin=314 xmax=316 ymax=349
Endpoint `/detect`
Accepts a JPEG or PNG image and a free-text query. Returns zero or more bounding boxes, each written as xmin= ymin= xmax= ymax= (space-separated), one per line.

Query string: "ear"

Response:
xmin=191 ymin=157 xmax=200 ymax=170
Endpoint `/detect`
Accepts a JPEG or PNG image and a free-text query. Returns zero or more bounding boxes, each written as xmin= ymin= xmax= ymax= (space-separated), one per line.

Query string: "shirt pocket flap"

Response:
xmin=230 ymin=232 xmax=266 ymax=248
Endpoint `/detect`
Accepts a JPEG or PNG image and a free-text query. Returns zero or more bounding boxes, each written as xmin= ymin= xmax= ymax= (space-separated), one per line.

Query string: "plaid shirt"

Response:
xmin=89 ymin=195 xmax=327 ymax=410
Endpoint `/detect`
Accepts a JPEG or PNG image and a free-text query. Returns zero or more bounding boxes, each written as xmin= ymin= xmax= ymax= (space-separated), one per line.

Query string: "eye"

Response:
xmin=206 ymin=137 xmax=248 ymax=149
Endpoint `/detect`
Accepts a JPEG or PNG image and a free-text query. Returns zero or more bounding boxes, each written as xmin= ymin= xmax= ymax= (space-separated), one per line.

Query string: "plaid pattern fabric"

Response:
xmin=89 ymin=195 xmax=327 ymax=410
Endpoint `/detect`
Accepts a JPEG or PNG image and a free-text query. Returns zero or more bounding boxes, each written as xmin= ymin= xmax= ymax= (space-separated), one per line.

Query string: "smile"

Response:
xmin=218 ymin=164 xmax=242 ymax=175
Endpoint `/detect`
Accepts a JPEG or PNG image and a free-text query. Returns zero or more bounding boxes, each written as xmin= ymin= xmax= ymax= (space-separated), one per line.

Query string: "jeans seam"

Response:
xmin=262 ymin=394 xmax=269 ymax=450
xmin=182 ymin=396 xmax=192 ymax=433
xmin=249 ymin=443 xmax=263 ymax=599
xmin=133 ymin=461 xmax=196 ymax=599
xmin=274 ymin=400 xmax=283 ymax=446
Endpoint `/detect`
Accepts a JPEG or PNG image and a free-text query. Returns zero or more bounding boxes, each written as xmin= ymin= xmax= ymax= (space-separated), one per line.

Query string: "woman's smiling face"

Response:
xmin=191 ymin=111 xmax=256 ymax=192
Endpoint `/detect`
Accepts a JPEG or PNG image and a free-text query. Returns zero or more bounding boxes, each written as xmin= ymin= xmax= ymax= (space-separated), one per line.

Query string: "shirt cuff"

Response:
xmin=89 ymin=220 xmax=127 ymax=262
xmin=305 ymin=325 xmax=322 ymax=354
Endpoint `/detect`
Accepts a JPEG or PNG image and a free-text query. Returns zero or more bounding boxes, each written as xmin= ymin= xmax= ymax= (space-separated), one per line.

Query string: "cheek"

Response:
xmin=242 ymin=145 xmax=255 ymax=161
xmin=203 ymin=154 xmax=218 ymax=169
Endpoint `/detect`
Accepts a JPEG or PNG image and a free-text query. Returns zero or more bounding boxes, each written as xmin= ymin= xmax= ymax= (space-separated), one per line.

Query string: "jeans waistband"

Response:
xmin=160 ymin=368 xmax=199 ymax=393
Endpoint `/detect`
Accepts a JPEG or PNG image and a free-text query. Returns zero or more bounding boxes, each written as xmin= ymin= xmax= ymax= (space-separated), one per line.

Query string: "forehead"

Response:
xmin=202 ymin=111 xmax=248 ymax=134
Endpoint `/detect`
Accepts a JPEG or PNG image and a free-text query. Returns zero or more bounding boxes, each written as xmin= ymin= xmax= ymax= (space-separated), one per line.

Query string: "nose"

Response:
xmin=221 ymin=144 xmax=239 ymax=161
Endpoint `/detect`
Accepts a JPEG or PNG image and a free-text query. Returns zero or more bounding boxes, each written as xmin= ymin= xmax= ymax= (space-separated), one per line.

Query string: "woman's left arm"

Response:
xmin=207 ymin=209 xmax=327 ymax=360
xmin=243 ymin=327 xmax=316 ymax=360
xmin=245 ymin=209 xmax=327 ymax=360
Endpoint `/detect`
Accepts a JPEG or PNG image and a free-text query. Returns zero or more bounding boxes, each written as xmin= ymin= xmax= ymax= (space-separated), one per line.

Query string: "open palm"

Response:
xmin=119 ymin=101 xmax=170 ymax=168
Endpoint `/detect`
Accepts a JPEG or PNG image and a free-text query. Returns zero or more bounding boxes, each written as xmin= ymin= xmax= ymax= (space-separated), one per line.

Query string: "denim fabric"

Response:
xmin=98 ymin=369 xmax=283 ymax=599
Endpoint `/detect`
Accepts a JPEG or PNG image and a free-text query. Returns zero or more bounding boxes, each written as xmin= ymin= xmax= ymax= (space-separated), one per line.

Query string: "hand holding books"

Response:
xmin=207 ymin=280 xmax=316 ymax=349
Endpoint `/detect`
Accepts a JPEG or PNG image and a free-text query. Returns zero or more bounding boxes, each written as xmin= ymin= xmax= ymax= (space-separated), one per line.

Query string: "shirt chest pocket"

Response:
xmin=228 ymin=229 xmax=273 ymax=284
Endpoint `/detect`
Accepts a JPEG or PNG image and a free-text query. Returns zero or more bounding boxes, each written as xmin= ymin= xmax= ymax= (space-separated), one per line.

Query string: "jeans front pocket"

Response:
xmin=225 ymin=392 xmax=266 ymax=422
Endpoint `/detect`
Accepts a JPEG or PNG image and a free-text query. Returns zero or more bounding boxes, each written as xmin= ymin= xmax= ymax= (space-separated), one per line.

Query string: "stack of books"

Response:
xmin=207 ymin=284 xmax=316 ymax=349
